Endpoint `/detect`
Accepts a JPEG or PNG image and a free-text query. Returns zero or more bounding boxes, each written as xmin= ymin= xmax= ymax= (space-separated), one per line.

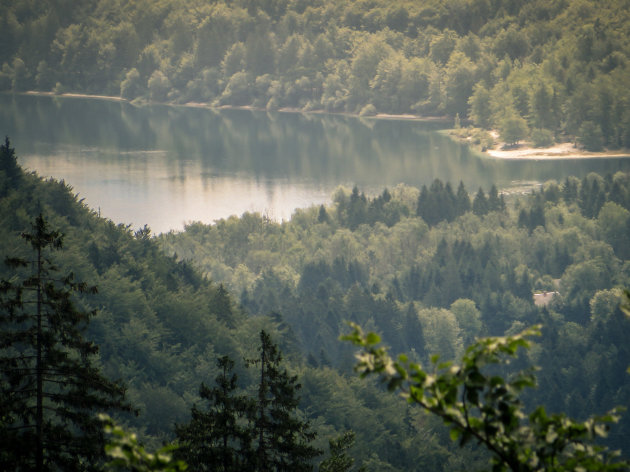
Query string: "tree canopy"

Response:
xmin=2 ymin=0 xmax=630 ymax=148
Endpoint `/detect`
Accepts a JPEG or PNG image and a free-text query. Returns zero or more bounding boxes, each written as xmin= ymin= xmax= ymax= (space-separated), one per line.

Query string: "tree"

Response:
xmin=319 ymin=431 xmax=364 ymax=472
xmin=175 ymin=356 xmax=254 ymax=472
xmin=102 ymin=414 xmax=187 ymax=472
xmin=343 ymin=324 xmax=629 ymax=471
xmin=578 ymin=121 xmax=604 ymax=151
xmin=455 ymin=181 xmax=471 ymax=215
xmin=0 ymin=214 xmax=132 ymax=471
xmin=472 ymin=187 xmax=489 ymax=216
xmin=148 ymin=70 xmax=171 ymax=102
xmin=249 ymin=330 xmax=320 ymax=471
xmin=487 ymin=184 xmax=505 ymax=212
xmin=499 ymin=114 xmax=529 ymax=146
xmin=468 ymin=83 xmax=492 ymax=129
xmin=0 ymin=136 xmax=20 ymax=186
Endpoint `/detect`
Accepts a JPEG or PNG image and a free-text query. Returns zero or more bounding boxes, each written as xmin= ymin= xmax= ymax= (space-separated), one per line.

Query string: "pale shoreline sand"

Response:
xmin=485 ymin=142 xmax=630 ymax=160
xmin=17 ymin=91 xmax=630 ymax=160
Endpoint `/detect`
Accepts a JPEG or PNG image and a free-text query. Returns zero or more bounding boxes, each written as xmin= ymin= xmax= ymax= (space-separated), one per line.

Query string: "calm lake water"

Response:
xmin=2 ymin=93 xmax=629 ymax=233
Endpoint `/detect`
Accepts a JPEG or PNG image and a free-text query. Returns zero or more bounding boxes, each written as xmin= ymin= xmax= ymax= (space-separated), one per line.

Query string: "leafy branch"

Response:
xmin=342 ymin=323 xmax=628 ymax=471
xmin=100 ymin=414 xmax=187 ymax=472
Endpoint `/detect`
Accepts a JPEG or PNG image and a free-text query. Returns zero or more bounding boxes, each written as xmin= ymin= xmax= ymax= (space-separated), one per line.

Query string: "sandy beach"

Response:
xmin=485 ymin=142 xmax=630 ymax=160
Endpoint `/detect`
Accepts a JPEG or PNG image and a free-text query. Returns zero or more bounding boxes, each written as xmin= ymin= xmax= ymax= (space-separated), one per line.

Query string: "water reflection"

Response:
xmin=1 ymin=93 xmax=629 ymax=233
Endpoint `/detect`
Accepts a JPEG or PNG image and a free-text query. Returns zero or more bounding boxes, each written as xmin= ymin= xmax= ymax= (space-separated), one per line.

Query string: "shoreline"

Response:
xmin=17 ymin=91 xmax=630 ymax=160
xmin=484 ymin=141 xmax=630 ymax=160
xmin=25 ymin=91 xmax=126 ymax=102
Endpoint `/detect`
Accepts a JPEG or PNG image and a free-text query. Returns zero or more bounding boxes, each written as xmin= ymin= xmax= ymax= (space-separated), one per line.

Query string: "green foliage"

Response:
xmin=343 ymin=323 xmax=629 ymax=471
xmin=4 ymin=0 xmax=630 ymax=147
xmin=578 ymin=121 xmax=604 ymax=151
xmin=4 ymin=141 xmax=630 ymax=470
xmin=0 ymin=214 xmax=133 ymax=470
xmin=498 ymin=114 xmax=529 ymax=146
xmin=0 ymin=136 xmax=20 ymax=195
xmin=175 ymin=355 xmax=255 ymax=471
xmin=162 ymin=170 xmax=630 ymax=465
xmin=101 ymin=414 xmax=187 ymax=472
xmin=319 ymin=431 xmax=364 ymax=472
xmin=530 ymin=128 xmax=554 ymax=148
xmin=249 ymin=330 xmax=321 ymax=471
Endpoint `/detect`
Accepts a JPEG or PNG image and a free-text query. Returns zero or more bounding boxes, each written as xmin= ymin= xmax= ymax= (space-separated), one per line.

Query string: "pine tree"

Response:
xmin=250 ymin=330 xmax=320 ymax=471
xmin=175 ymin=355 xmax=255 ymax=472
xmin=472 ymin=187 xmax=489 ymax=216
xmin=0 ymin=136 xmax=19 ymax=180
xmin=487 ymin=184 xmax=505 ymax=212
xmin=319 ymin=431 xmax=364 ymax=472
xmin=0 ymin=136 xmax=21 ymax=196
xmin=455 ymin=181 xmax=471 ymax=216
xmin=0 ymin=214 xmax=133 ymax=471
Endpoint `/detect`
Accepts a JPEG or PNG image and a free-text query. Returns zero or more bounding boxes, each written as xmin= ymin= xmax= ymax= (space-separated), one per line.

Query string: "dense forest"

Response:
xmin=0 ymin=141 xmax=483 ymax=470
xmin=160 ymin=171 xmax=630 ymax=454
xmin=2 ymin=133 xmax=629 ymax=469
xmin=2 ymin=0 xmax=630 ymax=149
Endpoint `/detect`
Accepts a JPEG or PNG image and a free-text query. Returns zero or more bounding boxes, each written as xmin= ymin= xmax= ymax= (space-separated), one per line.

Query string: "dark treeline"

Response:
xmin=2 ymin=0 xmax=630 ymax=149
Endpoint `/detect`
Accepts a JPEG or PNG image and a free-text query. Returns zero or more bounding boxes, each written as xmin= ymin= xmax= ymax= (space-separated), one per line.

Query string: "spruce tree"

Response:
xmin=472 ymin=187 xmax=489 ymax=216
xmin=487 ymin=184 xmax=505 ymax=212
xmin=0 ymin=136 xmax=21 ymax=196
xmin=250 ymin=330 xmax=320 ymax=471
xmin=319 ymin=431 xmax=363 ymax=472
xmin=0 ymin=214 xmax=132 ymax=471
xmin=0 ymin=136 xmax=19 ymax=180
xmin=175 ymin=355 xmax=255 ymax=472
xmin=455 ymin=181 xmax=471 ymax=216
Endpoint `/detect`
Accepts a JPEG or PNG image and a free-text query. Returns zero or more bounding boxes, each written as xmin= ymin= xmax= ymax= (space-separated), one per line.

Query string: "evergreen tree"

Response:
xmin=416 ymin=185 xmax=430 ymax=221
xmin=211 ymin=284 xmax=237 ymax=328
xmin=175 ymin=355 xmax=255 ymax=472
xmin=455 ymin=181 xmax=471 ymax=216
xmin=250 ymin=330 xmax=320 ymax=471
xmin=487 ymin=184 xmax=505 ymax=212
xmin=317 ymin=205 xmax=329 ymax=224
xmin=472 ymin=187 xmax=489 ymax=216
xmin=0 ymin=136 xmax=21 ymax=196
xmin=319 ymin=431 xmax=364 ymax=472
xmin=0 ymin=214 xmax=132 ymax=471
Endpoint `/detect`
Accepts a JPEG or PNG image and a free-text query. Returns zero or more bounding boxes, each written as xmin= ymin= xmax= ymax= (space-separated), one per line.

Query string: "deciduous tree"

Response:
xmin=343 ymin=324 xmax=629 ymax=472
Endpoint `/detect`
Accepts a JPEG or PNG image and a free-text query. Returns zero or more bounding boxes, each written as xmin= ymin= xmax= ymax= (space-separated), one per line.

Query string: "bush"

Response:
xmin=359 ymin=103 xmax=377 ymax=116
xmin=578 ymin=121 xmax=604 ymax=151
xmin=531 ymin=128 xmax=554 ymax=147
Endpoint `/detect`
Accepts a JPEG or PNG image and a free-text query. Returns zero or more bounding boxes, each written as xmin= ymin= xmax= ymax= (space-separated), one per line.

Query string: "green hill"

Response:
xmin=2 ymin=0 xmax=630 ymax=148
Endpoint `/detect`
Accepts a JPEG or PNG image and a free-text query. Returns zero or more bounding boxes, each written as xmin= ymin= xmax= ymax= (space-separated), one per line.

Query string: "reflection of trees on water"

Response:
xmin=2 ymin=94 xmax=629 ymax=192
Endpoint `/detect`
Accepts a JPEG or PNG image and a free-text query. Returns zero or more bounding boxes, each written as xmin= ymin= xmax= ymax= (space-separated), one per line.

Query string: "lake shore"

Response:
xmin=19 ymin=91 xmax=630 ymax=160
xmin=25 ymin=91 xmax=126 ymax=102
xmin=485 ymin=142 xmax=630 ymax=160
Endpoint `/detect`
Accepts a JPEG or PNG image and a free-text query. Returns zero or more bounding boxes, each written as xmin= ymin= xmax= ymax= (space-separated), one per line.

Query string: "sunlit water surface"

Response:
xmin=2 ymin=93 xmax=629 ymax=233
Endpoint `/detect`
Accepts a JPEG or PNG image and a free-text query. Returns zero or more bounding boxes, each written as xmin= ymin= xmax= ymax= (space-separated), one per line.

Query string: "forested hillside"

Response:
xmin=1 ymin=134 xmax=630 ymax=469
xmin=1 ymin=141 xmax=500 ymax=470
xmin=2 ymin=0 xmax=630 ymax=149
xmin=161 ymin=173 xmax=630 ymax=454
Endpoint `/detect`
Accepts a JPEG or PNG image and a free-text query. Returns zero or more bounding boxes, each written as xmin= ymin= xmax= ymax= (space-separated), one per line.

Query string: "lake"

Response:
xmin=2 ymin=93 xmax=629 ymax=234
